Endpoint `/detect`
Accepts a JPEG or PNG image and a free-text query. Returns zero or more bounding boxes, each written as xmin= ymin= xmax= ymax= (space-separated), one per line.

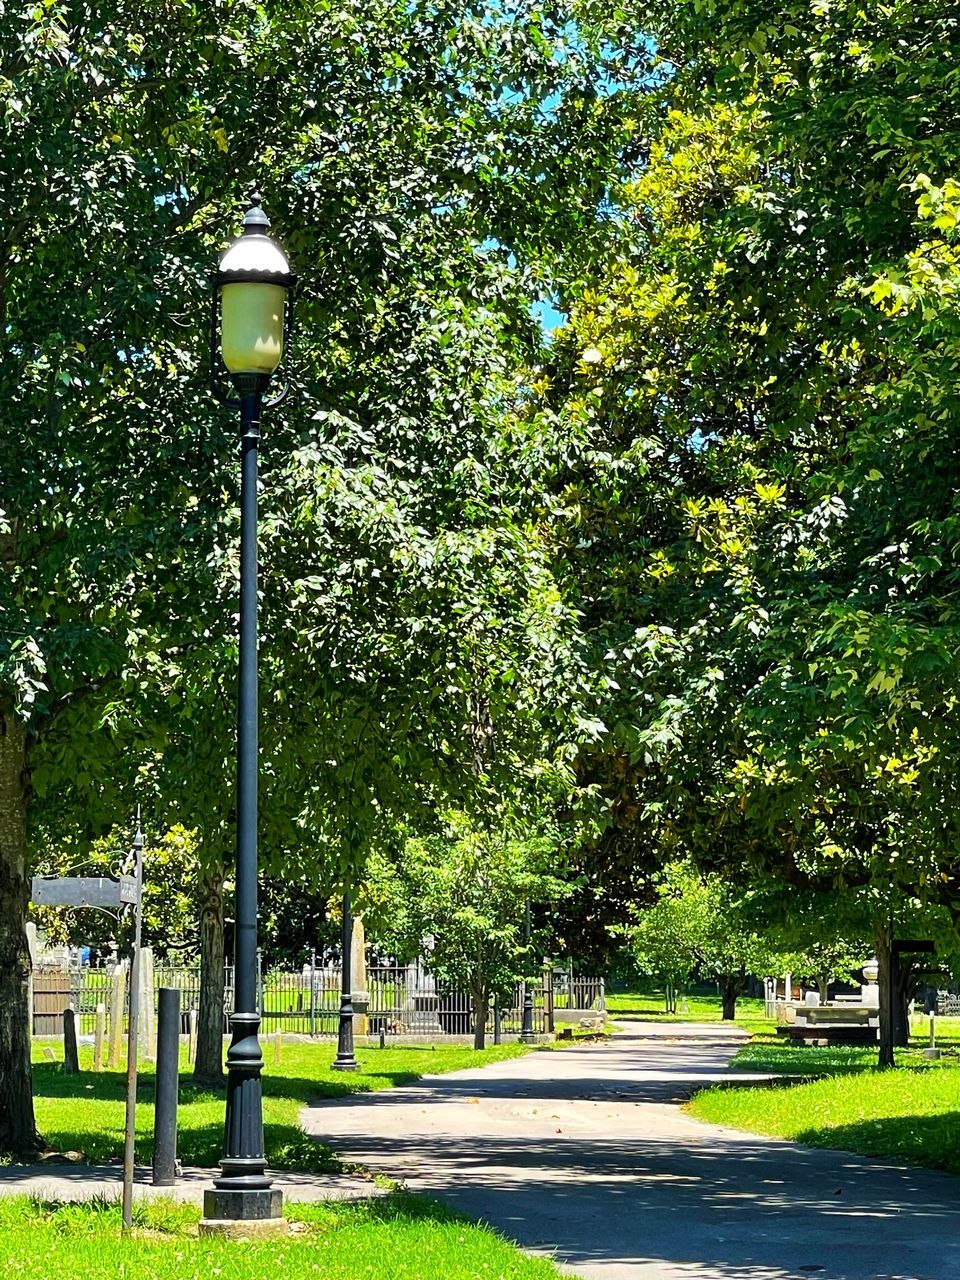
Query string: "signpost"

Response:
xmin=28 ymin=817 xmax=145 ymax=1230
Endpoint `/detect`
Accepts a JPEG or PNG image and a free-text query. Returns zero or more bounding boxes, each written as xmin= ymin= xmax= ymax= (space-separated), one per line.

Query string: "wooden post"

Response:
xmin=109 ymin=963 xmax=126 ymax=1068
xmin=140 ymin=947 xmax=156 ymax=1062
xmin=273 ymin=1027 xmax=282 ymax=1063
xmin=63 ymin=1006 xmax=80 ymax=1073
xmin=188 ymin=1007 xmax=198 ymax=1064
xmin=26 ymin=922 xmax=37 ymax=1040
xmin=93 ymin=1002 xmax=106 ymax=1071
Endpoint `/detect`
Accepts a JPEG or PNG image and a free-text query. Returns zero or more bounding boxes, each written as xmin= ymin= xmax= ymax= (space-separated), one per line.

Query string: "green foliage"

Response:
xmin=538 ymin=0 xmax=960 ymax=982
xmin=1 ymin=0 xmax=643 ymax=875
xmin=31 ymin=825 xmax=199 ymax=959
xmin=377 ymin=812 xmax=571 ymax=1040
xmin=625 ymin=863 xmax=790 ymax=1011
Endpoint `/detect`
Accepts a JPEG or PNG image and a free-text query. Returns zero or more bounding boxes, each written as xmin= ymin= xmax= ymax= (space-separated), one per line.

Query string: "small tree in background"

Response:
xmin=627 ymin=862 xmax=792 ymax=1019
xmin=395 ymin=813 xmax=570 ymax=1049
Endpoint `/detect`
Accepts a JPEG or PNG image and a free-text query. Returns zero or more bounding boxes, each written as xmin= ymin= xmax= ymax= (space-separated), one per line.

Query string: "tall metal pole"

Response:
xmin=332 ymin=892 xmax=359 ymax=1071
xmin=520 ymin=899 xmax=537 ymax=1044
xmin=203 ymin=386 xmax=281 ymax=1229
xmin=121 ymin=817 xmax=144 ymax=1230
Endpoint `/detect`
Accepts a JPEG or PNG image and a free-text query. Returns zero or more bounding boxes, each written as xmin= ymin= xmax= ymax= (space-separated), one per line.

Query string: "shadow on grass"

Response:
xmin=795 ymin=1110 xmax=960 ymax=1175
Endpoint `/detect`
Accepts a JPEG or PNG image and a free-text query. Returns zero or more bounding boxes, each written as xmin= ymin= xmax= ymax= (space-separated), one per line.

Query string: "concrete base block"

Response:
xmin=199 ymin=1186 xmax=284 ymax=1237
xmin=198 ymin=1215 xmax=289 ymax=1239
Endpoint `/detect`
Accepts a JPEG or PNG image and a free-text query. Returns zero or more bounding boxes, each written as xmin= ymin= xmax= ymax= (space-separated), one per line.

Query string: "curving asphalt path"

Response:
xmin=301 ymin=1022 xmax=960 ymax=1280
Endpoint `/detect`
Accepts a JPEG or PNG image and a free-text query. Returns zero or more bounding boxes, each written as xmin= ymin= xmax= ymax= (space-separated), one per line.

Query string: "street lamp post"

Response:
xmin=520 ymin=899 xmax=537 ymax=1044
xmin=332 ymin=893 xmax=359 ymax=1071
xmin=200 ymin=194 xmax=295 ymax=1238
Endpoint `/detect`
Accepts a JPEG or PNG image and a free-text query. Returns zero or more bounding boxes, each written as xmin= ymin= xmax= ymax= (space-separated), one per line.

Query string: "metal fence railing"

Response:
xmin=31 ymin=958 xmax=604 ymax=1040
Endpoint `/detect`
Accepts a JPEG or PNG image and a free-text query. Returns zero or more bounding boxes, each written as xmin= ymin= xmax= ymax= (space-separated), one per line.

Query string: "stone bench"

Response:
xmin=796 ymin=1005 xmax=877 ymax=1026
xmin=778 ymin=1022 xmax=879 ymax=1046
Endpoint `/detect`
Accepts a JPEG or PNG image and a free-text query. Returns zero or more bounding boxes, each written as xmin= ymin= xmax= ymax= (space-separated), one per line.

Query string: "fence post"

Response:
xmin=94 ymin=1002 xmax=106 ymax=1071
xmin=493 ymin=995 xmax=501 ymax=1045
xmin=188 ymin=1008 xmax=198 ymax=1064
xmin=542 ymin=965 xmax=554 ymax=1035
xmin=309 ymin=949 xmax=316 ymax=1038
xmin=63 ymin=1005 xmax=80 ymax=1073
xmin=109 ymin=963 xmax=126 ymax=1069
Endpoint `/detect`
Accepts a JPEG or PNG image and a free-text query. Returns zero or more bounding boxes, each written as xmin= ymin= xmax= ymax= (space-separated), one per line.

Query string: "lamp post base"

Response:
xmin=331 ymin=1054 xmax=359 ymax=1072
xmin=200 ymin=1187 xmax=286 ymax=1237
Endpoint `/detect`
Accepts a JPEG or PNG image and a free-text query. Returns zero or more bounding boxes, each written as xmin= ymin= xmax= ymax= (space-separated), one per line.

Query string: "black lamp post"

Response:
xmin=332 ymin=892 xmax=359 ymax=1071
xmin=200 ymin=194 xmax=295 ymax=1237
xmin=520 ymin=900 xmax=537 ymax=1044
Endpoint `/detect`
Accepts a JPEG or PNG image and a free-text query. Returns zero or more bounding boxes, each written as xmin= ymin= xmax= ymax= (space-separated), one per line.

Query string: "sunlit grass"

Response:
xmin=0 ymin=1192 xmax=568 ymax=1280
xmin=689 ymin=1015 xmax=960 ymax=1174
xmin=29 ymin=1039 xmax=531 ymax=1171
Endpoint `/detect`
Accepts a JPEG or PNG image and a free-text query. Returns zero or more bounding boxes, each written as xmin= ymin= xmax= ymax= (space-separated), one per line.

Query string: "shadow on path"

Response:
xmin=303 ymin=1023 xmax=960 ymax=1280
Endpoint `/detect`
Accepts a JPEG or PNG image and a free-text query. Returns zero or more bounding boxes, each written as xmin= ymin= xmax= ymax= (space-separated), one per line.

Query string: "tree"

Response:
xmin=1 ymin=0 xmax=644 ymax=1149
xmin=536 ymin=1 xmax=960 ymax=1068
xmin=626 ymin=862 xmax=790 ymax=1018
xmin=389 ymin=813 xmax=570 ymax=1049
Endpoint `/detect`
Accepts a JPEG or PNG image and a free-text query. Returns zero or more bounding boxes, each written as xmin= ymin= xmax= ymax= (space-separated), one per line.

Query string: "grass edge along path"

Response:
xmin=27 ymin=1039 xmax=533 ymax=1174
xmin=687 ymin=1020 xmax=960 ymax=1177
xmin=0 ymin=1191 xmax=571 ymax=1280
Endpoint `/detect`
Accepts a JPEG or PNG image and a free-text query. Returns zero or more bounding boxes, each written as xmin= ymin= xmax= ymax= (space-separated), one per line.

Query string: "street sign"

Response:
xmin=30 ymin=875 xmax=139 ymax=908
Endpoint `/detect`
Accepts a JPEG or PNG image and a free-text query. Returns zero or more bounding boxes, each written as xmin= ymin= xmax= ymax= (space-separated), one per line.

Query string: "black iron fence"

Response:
xmin=31 ymin=958 xmax=604 ymax=1039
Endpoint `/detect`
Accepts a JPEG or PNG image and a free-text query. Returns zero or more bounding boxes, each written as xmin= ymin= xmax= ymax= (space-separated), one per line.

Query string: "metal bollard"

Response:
xmin=152 ymin=988 xmax=180 ymax=1186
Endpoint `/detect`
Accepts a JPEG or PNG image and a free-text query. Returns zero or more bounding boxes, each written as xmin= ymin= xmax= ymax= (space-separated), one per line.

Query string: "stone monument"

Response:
xmin=351 ymin=915 xmax=369 ymax=1035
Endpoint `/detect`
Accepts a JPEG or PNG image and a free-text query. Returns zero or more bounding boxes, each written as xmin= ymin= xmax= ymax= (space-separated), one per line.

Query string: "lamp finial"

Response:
xmin=242 ymin=189 xmax=270 ymax=235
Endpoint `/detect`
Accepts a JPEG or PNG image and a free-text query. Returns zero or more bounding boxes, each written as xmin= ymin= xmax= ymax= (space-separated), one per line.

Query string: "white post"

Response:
xmin=94 ymin=1002 xmax=106 ymax=1071
xmin=140 ymin=947 xmax=156 ymax=1062
xmin=188 ymin=1007 xmax=198 ymax=1064
xmin=109 ymin=963 xmax=127 ymax=1069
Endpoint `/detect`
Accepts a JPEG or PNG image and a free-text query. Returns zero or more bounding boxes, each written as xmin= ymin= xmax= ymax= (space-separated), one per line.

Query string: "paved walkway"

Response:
xmin=0 ymin=1162 xmax=379 ymax=1206
xmin=301 ymin=1023 xmax=959 ymax=1280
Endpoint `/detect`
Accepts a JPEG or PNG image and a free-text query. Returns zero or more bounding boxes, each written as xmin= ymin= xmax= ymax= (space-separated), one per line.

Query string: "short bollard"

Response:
xmin=153 ymin=988 xmax=180 ymax=1186
xmin=62 ymin=1006 xmax=80 ymax=1074
xmin=924 ymin=1010 xmax=941 ymax=1061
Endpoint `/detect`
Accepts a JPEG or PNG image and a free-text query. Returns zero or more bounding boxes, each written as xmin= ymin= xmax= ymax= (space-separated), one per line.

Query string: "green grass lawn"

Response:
xmin=688 ymin=1015 xmax=960 ymax=1175
xmin=0 ymin=1193 xmax=567 ymax=1280
xmin=29 ymin=1039 xmax=530 ymax=1171
xmin=606 ymin=990 xmax=769 ymax=1027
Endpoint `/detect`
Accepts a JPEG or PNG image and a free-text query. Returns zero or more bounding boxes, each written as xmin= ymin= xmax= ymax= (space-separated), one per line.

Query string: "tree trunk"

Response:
xmin=472 ymin=985 xmax=488 ymax=1050
xmin=193 ymin=861 xmax=226 ymax=1087
xmin=0 ymin=712 xmax=40 ymax=1154
xmin=818 ymin=973 xmax=829 ymax=1002
xmin=892 ymin=954 xmax=914 ymax=1048
xmin=876 ymin=921 xmax=895 ymax=1069
xmin=721 ymin=972 xmax=744 ymax=1021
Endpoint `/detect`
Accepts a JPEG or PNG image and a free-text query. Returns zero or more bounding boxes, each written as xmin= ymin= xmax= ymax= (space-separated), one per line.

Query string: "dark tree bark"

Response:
xmin=721 ymin=972 xmax=745 ymax=1021
xmin=0 ymin=712 xmax=41 ymax=1154
xmin=471 ymin=983 xmax=489 ymax=1050
xmin=892 ymin=956 xmax=915 ymax=1049
xmin=876 ymin=922 xmax=895 ymax=1069
xmin=193 ymin=861 xmax=226 ymax=1087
